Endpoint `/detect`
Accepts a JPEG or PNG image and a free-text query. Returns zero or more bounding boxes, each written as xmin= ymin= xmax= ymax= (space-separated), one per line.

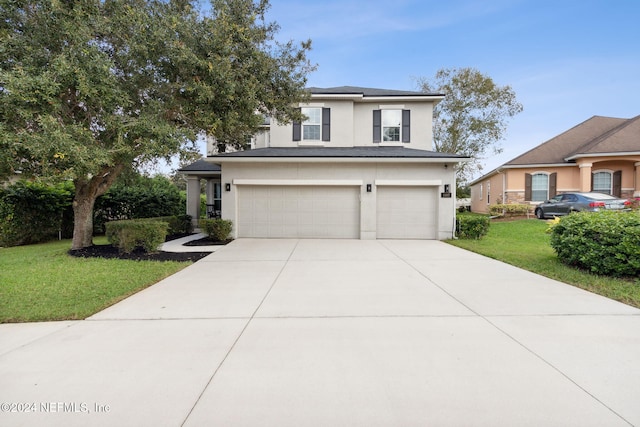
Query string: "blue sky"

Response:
xmin=263 ymin=0 xmax=640 ymax=179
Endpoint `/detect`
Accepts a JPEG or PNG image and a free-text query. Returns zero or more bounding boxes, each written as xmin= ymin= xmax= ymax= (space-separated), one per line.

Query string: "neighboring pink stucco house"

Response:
xmin=470 ymin=115 xmax=640 ymax=213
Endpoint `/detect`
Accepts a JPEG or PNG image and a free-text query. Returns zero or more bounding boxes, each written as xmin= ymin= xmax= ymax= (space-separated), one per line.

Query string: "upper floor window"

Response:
xmin=373 ymin=109 xmax=410 ymax=143
xmin=382 ymin=110 xmax=401 ymax=141
xmin=302 ymin=107 xmax=321 ymax=140
xmin=592 ymin=171 xmax=612 ymax=195
xmin=293 ymin=107 xmax=330 ymax=142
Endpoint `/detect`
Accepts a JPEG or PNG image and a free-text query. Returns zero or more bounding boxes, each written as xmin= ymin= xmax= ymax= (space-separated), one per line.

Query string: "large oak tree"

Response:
xmin=417 ymin=67 xmax=523 ymax=183
xmin=0 ymin=0 xmax=313 ymax=249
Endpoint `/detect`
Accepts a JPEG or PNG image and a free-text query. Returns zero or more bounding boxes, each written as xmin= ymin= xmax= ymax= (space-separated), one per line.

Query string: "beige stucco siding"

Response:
xmin=269 ymin=100 xmax=434 ymax=151
xmin=220 ymin=161 xmax=456 ymax=240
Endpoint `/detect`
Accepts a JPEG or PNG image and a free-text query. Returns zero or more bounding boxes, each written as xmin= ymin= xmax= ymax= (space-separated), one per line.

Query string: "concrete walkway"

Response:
xmin=1 ymin=239 xmax=640 ymax=426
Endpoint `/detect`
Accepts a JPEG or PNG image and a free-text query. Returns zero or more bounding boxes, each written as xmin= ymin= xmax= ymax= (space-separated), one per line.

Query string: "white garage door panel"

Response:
xmin=377 ymin=186 xmax=437 ymax=239
xmin=238 ymin=186 xmax=360 ymax=238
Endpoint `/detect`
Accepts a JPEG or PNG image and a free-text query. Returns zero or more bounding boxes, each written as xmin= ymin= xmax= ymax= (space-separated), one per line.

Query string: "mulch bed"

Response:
xmin=67 ymin=234 xmax=230 ymax=262
xmin=183 ymin=237 xmax=233 ymax=246
xmin=68 ymin=245 xmax=211 ymax=262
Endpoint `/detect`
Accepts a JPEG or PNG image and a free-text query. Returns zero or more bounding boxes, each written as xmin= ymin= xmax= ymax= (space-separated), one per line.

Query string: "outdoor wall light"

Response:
xmin=444 ymin=184 xmax=450 ymax=193
xmin=444 ymin=164 xmax=448 ymax=169
xmin=225 ymin=183 xmax=231 ymax=192
xmin=366 ymin=184 xmax=372 ymax=192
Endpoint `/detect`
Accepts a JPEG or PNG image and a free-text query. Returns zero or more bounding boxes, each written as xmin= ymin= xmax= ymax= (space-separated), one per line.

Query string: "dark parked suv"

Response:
xmin=534 ymin=192 xmax=632 ymax=219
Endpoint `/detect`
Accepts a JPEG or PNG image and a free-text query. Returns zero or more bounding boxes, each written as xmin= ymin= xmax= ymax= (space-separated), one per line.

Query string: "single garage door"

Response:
xmin=237 ymin=185 xmax=360 ymax=238
xmin=376 ymin=186 xmax=437 ymax=239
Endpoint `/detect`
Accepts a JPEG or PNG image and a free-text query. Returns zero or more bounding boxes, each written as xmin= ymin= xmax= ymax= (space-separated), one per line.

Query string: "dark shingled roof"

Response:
xmin=177 ymin=159 xmax=221 ymax=172
xmin=307 ymin=86 xmax=444 ymax=97
xmin=210 ymin=146 xmax=467 ymax=159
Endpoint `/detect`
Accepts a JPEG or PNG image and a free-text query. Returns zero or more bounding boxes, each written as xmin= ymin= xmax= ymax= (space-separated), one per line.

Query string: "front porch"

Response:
xmin=178 ymin=159 xmax=222 ymax=225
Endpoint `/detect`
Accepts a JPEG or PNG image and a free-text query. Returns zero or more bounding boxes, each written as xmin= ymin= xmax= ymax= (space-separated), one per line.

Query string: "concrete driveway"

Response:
xmin=1 ymin=239 xmax=639 ymax=426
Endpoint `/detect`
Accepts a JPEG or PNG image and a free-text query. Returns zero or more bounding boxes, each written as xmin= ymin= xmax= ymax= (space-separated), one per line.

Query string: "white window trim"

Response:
xmin=301 ymin=107 xmax=322 ymax=141
xmin=592 ymin=169 xmax=613 ymax=194
xmin=381 ymin=109 xmax=402 ymax=144
xmin=531 ymin=172 xmax=550 ymax=202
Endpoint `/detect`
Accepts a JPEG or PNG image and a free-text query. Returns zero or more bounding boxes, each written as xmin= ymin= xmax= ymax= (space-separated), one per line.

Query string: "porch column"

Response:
xmin=635 ymin=162 xmax=640 ymax=197
xmin=579 ymin=163 xmax=592 ymax=192
xmin=206 ymin=180 xmax=215 ymax=205
xmin=186 ymin=176 xmax=201 ymax=225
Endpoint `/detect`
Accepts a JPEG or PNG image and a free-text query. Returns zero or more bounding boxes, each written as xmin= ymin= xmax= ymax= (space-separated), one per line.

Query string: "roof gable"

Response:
xmin=567 ymin=115 xmax=640 ymax=158
xmin=506 ymin=115 xmax=634 ymax=165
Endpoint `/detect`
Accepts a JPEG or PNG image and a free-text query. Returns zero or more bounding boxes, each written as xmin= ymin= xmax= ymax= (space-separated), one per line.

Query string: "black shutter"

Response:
xmin=373 ymin=110 xmax=381 ymax=143
xmin=292 ymin=108 xmax=301 ymax=141
xmin=292 ymin=121 xmax=301 ymax=141
xmin=613 ymin=170 xmax=622 ymax=197
xmin=402 ymin=110 xmax=410 ymax=143
xmin=524 ymin=173 xmax=532 ymax=201
xmin=322 ymin=108 xmax=330 ymax=141
xmin=549 ymin=172 xmax=557 ymax=198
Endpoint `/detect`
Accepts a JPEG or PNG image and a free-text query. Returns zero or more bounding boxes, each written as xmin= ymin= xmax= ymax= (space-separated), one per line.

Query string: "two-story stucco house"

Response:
xmin=469 ymin=115 xmax=640 ymax=213
xmin=181 ymin=86 xmax=468 ymax=240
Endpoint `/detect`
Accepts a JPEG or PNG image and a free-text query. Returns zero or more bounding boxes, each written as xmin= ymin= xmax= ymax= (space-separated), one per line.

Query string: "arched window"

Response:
xmin=531 ymin=173 xmax=549 ymax=202
xmin=592 ymin=171 xmax=612 ymax=195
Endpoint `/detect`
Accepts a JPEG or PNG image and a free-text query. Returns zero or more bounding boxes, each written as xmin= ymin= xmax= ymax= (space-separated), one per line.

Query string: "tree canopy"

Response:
xmin=417 ymin=67 xmax=523 ymax=183
xmin=0 ymin=0 xmax=314 ymax=248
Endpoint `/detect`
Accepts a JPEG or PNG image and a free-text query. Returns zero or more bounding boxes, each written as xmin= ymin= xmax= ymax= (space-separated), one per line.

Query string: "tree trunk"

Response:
xmin=71 ymin=186 xmax=99 ymax=250
xmin=70 ymin=165 xmax=124 ymax=250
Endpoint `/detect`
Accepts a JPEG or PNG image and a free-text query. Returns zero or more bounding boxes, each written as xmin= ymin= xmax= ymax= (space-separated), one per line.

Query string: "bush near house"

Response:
xmin=148 ymin=215 xmax=193 ymax=236
xmin=489 ymin=203 xmax=533 ymax=217
xmin=200 ymin=218 xmax=233 ymax=242
xmin=0 ymin=181 xmax=74 ymax=247
xmin=105 ymin=219 xmax=169 ymax=254
xmin=456 ymin=212 xmax=490 ymax=239
xmin=549 ymin=211 xmax=640 ymax=277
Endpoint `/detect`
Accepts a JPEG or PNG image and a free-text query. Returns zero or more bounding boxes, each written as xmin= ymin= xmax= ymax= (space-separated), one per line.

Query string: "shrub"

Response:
xmin=489 ymin=203 xmax=532 ymax=217
xmin=105 ymin=219 xmax=169 ymax=254
xmin=456 ymin=213 xmax=490 ymax=239
xmin=549 ymin=211 xmax=640 ymax=277
xmin=200 ymin=218 xmax=233 ymax=241
xmin=0 ymin=181 xmax=74 ymax=246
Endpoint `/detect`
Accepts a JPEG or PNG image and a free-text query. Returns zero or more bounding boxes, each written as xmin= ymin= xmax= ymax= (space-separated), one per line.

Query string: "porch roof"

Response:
xmin=178 ymin=159 xmax=221 ymax=176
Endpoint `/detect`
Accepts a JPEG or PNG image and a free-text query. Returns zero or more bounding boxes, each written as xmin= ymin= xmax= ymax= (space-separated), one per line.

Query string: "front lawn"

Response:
xmin=448 ymin=219 xmax=640 ymax=308
xmin=0 ymin=238 xmax=192 ymax=323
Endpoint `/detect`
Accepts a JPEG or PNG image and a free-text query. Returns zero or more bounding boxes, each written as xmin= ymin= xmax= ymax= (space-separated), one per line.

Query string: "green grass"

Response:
xmin=0 ymin=238 xmax=191 ymax=323
xmin=448 ymin=219 xmax=640 ymax=308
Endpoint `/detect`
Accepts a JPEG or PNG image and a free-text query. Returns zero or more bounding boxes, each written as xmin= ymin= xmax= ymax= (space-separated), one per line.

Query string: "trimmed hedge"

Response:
xmin=200 ymin=218 xmax=233 ymax=241
xmin=456 ymin=213 xmax=490 ymax=239
xmin=489 ymin=203 xmax=532 ymax=217
xmin=549 ymin=211 xmax=640 ymax=277
xmin=105 ymin=219 xmax=169 ymax=254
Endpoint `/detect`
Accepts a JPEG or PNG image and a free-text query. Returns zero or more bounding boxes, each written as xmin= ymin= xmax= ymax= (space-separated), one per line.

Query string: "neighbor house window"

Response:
xmin=293 ymin=108 xmax=330 ymax=142
xmin=525 ymin=172 xmax=556 ymax=202
xmin=592 ymin=171 xmax=612 ymax=194
xmin=531 ymin=173 xmax=549 ymax=202
xmin=373 ymin=109 xmax=410 ymax=143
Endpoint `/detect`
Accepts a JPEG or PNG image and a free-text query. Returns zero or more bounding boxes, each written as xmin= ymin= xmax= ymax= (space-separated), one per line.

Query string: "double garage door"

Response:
xmin=237 ymin=185 xmax=437 ymax=239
